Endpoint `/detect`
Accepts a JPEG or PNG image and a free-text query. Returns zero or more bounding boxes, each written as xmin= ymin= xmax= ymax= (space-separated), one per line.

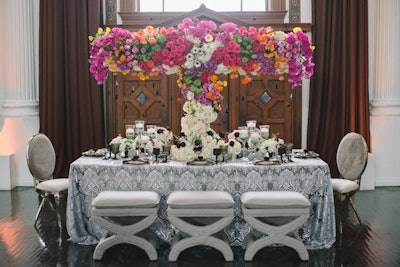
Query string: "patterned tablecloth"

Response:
xmin=66 ymin=156 xmax=335 ymax=249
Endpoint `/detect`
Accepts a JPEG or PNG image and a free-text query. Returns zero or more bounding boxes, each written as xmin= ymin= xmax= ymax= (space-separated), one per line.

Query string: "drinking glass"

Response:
xmin=285 ymin=143 xmax=294 ymax=162
xmin=213 ymin=148 xmax=221 ymax=163
xmin=153 ymin=147 xmax=160 ymax=162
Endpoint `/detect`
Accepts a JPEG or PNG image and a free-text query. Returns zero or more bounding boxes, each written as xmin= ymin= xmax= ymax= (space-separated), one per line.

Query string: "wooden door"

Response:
xmin=112 ymin=73 xmax=170 ymax=136
xmin=235 ymin=75 xmax=301 ymax=146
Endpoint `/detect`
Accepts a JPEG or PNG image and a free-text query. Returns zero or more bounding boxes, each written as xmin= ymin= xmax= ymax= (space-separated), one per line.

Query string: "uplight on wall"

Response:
xmin=0 ymin=117 xmax=31 ymax=190
xmin=0 ymin=117 xmax=30 ymax=156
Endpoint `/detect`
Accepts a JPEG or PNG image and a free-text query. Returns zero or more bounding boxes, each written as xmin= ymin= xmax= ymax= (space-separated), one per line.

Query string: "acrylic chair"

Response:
xmin=26 ymin=133 xmax=69 ymax=232
xmin=331 ymin=132 xmax=368 ymax=234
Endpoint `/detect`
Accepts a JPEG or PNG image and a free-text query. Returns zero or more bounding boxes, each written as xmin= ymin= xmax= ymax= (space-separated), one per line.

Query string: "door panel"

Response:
xmin=238 ymin=75 xmax=301 ymax=145
xmin=114 ymin=74 xmax=169 ymax=136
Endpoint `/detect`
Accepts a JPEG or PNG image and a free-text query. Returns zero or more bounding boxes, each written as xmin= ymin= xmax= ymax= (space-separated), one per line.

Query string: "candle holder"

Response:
xmin=259 ymin=125 xmax=270 ymax=139
xmin=135 ymin=120 xmax=145 ymax=135
xmin=125 ymin=124 xmax=135 ymax=139
xmin=246 ymin=120 xmax=257 ymax=133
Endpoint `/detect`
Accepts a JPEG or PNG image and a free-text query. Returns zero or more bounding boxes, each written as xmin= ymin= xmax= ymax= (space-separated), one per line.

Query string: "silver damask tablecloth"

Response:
xmin=66 ymin=157 xmax=335 ymax=249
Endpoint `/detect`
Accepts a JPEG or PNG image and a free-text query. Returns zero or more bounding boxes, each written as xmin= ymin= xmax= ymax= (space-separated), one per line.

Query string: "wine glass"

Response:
xmin=285 ymin=143 xmax=294 ymax=162
xmin=153 ymin=147 xmax=160 ymax=162
xmin=110 ymin=143 xmax=120 ymax=159
xmin=278 ymin=145 xmax=286 ymax=162
xmin=213 ymin=148 xmax=221 ymax=163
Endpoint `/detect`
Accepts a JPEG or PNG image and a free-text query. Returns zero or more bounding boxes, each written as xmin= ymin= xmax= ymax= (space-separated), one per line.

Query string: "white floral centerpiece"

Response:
xmin=169 ymin=100 xmax=222 ymax=161
xmin=259 ymin=135 xmax=285 ymax=154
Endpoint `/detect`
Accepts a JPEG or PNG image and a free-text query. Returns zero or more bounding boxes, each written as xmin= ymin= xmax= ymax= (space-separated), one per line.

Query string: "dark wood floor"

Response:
xmin=1 ymin=187 xmax=400 ymax=267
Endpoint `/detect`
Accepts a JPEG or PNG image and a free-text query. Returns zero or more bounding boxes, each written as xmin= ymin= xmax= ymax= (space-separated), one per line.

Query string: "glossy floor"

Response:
xmin=0 ymin=187 xmax=400 ymax=267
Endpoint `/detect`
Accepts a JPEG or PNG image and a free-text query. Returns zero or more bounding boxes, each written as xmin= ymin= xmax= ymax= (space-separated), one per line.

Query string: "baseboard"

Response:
xmin=375 ymin=178 xmax=400 ymax=187
xmin=15 ymin=178 xmax=34 ymax=187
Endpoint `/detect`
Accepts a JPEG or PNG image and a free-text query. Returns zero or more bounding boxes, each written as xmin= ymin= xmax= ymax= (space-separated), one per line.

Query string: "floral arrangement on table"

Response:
xmin=89 ymin=17 xmax=314 ymax=162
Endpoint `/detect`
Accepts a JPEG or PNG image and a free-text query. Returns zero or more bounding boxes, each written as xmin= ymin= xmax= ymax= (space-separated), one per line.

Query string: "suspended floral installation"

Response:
xmin=88 ymin=17 xmax=314 ymax=161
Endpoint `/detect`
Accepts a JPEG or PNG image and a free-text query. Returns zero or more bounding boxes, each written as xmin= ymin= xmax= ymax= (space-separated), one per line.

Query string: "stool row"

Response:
xmin=90 ymin=190 xmax=311 ymax=262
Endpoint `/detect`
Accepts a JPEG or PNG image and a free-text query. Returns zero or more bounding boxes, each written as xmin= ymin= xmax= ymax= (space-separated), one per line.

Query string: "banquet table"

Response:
xmin=66 ymin=156 xmax=336 ymax=250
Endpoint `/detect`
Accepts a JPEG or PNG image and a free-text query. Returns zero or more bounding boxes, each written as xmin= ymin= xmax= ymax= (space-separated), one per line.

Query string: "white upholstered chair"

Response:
xmin=331 ymin=132 xmax=368 ymax=233
xmin=167 ymin=191 xmax=235 ymax=261
xmin=26 ymin=133 xmax=69 ymax=230
xmin=91 ymin=191 xmax=160 ymax=260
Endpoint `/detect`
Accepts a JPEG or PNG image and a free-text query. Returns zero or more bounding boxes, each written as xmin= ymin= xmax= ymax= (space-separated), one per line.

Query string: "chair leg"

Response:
xmin=348 ymin=197 xmax=362 ymax=225
xmin=53 ymin=193 xmax=63 ymax=243
xmin=34 ymin=197 xmax=46 ymax=225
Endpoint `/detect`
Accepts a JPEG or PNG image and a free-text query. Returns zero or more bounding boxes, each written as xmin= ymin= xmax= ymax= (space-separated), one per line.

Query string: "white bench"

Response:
xmin=241 ymin=191 xmax=311 ymax=261
xmin=167 ymin=191 xmax=235 ymax=261
xmin=90 ymin=191 xmax=160 ymax=260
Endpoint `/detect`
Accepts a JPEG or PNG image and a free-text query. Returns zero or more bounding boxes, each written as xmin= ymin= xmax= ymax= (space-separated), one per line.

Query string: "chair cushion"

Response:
xmin=241 ymin=191 xmax=311 ymax=209
xmin=92 ymin=191 xmax=160 ymax=208
xmin=331 ymin=178 xmax=359 ymax=194
xmin=336 ymin=132 xmax=368 ymax=180
xmin=35 ymin=178 xmax=69 ymax=192
xmin=167 ymin=191 xmax=234 ymax=209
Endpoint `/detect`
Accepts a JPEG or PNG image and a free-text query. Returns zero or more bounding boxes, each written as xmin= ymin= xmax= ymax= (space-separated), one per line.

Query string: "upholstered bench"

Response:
xmin=90 ymin=191 xmax=160 ymax=260
xmin=167 ymin=191 xmax=235 ymax=261
xmin=241 ymin=191 xmax=311 ymax=261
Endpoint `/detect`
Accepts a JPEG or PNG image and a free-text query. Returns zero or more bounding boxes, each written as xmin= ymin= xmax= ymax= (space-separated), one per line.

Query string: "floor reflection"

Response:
xmin=1 ymin=187 xmax=400 ymax=266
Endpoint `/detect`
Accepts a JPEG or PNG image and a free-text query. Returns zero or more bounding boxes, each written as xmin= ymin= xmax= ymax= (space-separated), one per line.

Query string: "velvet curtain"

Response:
xmin=39 ymin=0 xmax=104 ymax=177
xmin=309 ymin=0 xmax=370 ymax=177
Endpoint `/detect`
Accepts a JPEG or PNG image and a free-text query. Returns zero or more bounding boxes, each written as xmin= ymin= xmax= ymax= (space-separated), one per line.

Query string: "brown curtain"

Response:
xmin=39 ymin=0 xmax=104 ymax=177
xmin=308 ymin=0 xmax=370 ymax=177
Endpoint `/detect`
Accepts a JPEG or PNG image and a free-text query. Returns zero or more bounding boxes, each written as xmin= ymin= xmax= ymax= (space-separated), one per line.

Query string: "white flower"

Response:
xmin=259 ymin=137 xmax=284 ymax=154
xmin=215 ymin=64 xmax=231 ymax=75
xmin=186 ymin=91 xmax=194 ymax=100
xmin=186 ymin=53 xmax=194 ymax=61
xmin=110 ymin=135 xmax=123 ymax=145
xmin=204 ymin=33 xmax=213 ymax=42
xmin=228 ymin=139 xmax=242 ymax=155
xmin=275 ymin=31 xmax=286 ymax=41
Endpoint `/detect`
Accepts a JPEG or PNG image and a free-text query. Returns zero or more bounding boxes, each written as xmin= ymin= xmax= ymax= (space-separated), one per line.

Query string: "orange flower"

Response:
xmin=177 ymin=98 xmax=182 ymax=103
xmin=138 ymin=73 xmax=147 ymax=80
xmin=230 ymin=73 xmax=239 ymax=79
xmin=265 ymin=40 xmax=275 ymax=51
xmin=146 ymin=60 xmax=155 ymax=68
xmin=215 ymin=82 xmax=224 ymax=92
xmin=148 ymin=37 xmax=157 ymax=44
xmin=241 ymin=76 xmax=252 ymax=85
xmin=146 ymin=26 xmax=154 ymax=34
xmin=252 ymin=63 xmax=259 ymax=70
xmin=210 ymin=75 xmax=218 ymax=83
xmin=119 ymin=55 xmax=126 ymax=62
xmin=206 ymin=92 xmax=213 ymax=99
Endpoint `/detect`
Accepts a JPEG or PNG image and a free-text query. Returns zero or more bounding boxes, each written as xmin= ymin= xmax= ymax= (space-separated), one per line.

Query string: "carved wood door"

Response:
xmin=113 ymin=74 xmax=170 ymax=136
xmin=236 ymin=75 xmax=301 ymax=146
